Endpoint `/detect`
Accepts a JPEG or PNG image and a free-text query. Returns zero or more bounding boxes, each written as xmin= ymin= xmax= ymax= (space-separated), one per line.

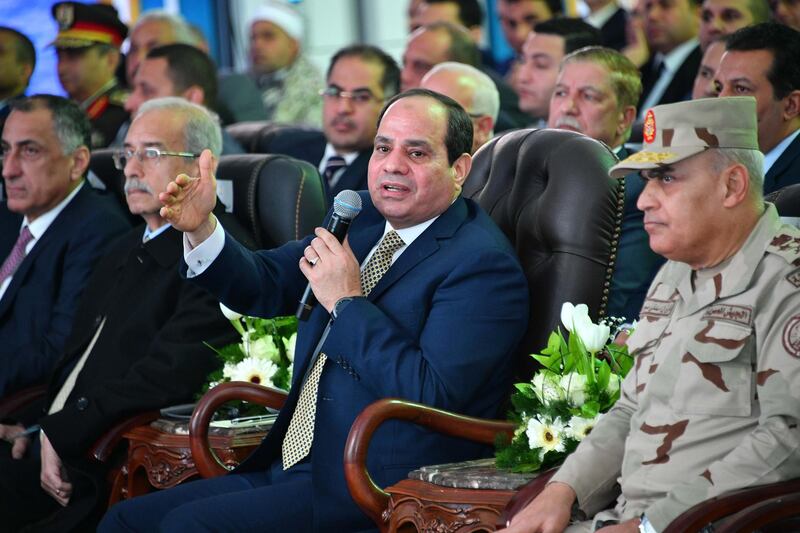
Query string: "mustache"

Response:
xmin=331 ymin=116 xmax=356 ymax=129
xmin=553 ymin=116 xmax=583 ymax=131
xmin=124 ymin=178 xmax=155 ymax=196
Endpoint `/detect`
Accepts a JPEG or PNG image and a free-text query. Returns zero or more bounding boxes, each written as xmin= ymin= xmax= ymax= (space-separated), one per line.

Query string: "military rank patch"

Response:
xmin=701 ymin=304 xmax=753 ymax=327
xmin=783 ymin=315 xmax=800 ymax=358
xmin=787 ymin=268 xmax=800 ymax=288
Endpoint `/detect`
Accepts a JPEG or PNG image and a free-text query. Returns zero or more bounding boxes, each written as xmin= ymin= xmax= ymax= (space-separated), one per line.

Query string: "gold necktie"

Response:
xmin=282 ymin=230 xmax=405 ymax=469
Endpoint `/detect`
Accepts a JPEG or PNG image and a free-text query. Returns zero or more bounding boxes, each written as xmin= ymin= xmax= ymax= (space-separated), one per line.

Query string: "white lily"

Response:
xmin=560 ymin=302 xmax=591 ymax=333
xmin=559 ymin=372 xmax=589 ymax=406
xmin=576 ymin=319 xmax=611 ymax=355
xmin=248 ymin=335 xmax=281 ymax=363
xmin=531 ymin=371 xmax=564 ymax=404
xmin=219 ymin=302 xmax=243 ymax=321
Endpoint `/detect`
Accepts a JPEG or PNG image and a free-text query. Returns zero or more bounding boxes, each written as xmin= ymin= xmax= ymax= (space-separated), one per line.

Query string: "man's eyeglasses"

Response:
xmin=319 ymin=86 xmax=382 ymax=105
xmin=112 ymin=147 xmax=200 ymax=170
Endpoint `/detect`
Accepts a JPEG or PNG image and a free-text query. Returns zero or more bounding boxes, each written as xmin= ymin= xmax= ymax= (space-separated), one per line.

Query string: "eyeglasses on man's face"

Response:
xmin=112 ymin=147 xmax=200 ymax=170
xmin=319 ymin=86 xmax=383 ymax=105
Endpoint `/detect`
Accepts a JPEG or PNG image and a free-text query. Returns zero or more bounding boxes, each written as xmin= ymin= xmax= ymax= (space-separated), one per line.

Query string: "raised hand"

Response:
xmin=159 ymin=149 xmax=218 ymax=244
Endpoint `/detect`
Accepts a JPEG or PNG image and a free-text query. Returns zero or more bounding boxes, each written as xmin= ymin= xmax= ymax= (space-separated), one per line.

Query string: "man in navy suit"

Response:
xmin=0 ymin=95 xmax=128 ymax=397
xmin=265 ymin=44 xmax=400 ymax=205
xmin=547 ymin=46 xmax=666 ymax=322
xmin=716 ymin=23 xmax=800 ymax=194
xmin=100 ymin=89 xmax=529 ymax=532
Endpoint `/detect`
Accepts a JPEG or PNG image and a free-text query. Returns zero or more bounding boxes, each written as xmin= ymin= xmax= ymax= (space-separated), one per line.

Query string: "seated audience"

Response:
xmin=547 ymin=46 xmax=665 ymax=322
xmin=497 ymin=0 xmax=562 ymax=59
xmin=247 ymin=1 xmax=323 ymax=127
xmin=506 ymin=96 xmax=800 ymax=533
xmin=51 ymin=1 xmax=128 ymax=148
xmin=257 ymin=44 xmax=399 ymax=203
xmin=0 ymin=27 xmax=35 ymax=134
xmin=698 ymin=0 xmax=769 ymax=50
xmin=0 ymin=95 xmax=128 ymax=397
xmin=637 ymin=0 xmax=701 ymax=116
xmin=716 ymin=23 xmax=800 ymax=193
xmin=405 ymin=4 xmax=531 ymax=131
xmin=123 ymin=10 xmax=265 ymax=130
xmin=0 ymin=97 xmax=248 ymax=532
xmin=125 ymin=44 xmax=244 ymax=154
xmin=515 ymin=18 xmax=603 ymax=126
xmin=98 ymin=88 xmax=529 ymax=532
xmin=691 ymin=37 xmax=725 ymax=99
xmin=584 ymin=0 xmax=630 ymax=51
xmin=421 ymin=61 xmax=500 ymax=153
xmin=770 ymin=0 xmax=800 ymax=29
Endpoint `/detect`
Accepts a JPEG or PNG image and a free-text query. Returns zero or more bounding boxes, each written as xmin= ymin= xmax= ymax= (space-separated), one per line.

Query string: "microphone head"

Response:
xmin=332 ymin=189 xmax=362 ymax=221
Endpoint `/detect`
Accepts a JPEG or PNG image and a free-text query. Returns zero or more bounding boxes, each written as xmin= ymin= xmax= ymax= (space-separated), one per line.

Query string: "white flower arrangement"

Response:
xmin=495 ymin=302 xmax=633 ymax=473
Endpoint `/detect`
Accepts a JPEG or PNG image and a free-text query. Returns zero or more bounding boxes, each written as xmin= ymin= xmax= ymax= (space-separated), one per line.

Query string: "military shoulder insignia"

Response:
xmin=782 ymin=315 xmax=800 ymax=358
xmin=643 ymin=109 xmax=656 ymax=144
xmin=108 ymin=87 xmax=128 ymax=106
xmin=769 ymin=226 xmax=800 ymax=266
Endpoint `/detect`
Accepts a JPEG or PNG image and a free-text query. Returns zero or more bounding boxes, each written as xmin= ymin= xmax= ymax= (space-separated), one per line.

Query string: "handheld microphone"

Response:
xmin=296 ymin=189 xmax=362 ymax=321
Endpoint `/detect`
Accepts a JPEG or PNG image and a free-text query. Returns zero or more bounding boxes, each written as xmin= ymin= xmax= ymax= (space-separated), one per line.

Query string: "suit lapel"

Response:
xmin=367 ymin=198 xmax=468 ymax=301
xmin=0 ymin=186 xmax=88 ymax=316
xmin=765 ymin=133 xmax=800 ymax=192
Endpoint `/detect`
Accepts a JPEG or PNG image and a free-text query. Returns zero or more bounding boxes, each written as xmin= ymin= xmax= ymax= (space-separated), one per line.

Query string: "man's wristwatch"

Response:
xmin=332 ymin=296 xmax=362 ymax=320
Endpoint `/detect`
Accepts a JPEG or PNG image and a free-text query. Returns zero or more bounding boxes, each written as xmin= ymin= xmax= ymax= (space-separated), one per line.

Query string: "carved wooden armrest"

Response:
xmin=188 ymin=381 xmax=288 ymax=478
xmin=714 ymin=492 xmax=800 ymax=532
xmin=344 ymin=398 xmax=516 ymax=527
xmin=90 ymin=410 xmax=161 ymax=462
xmin=662 ymin=478 xmax=800 ymax=533
xmin=0 ymin=384 xmax=47 ymax=419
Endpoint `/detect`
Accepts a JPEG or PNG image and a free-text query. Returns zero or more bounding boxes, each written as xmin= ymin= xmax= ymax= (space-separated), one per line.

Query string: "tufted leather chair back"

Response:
xmin=464 ymin=129 xmax=623 ymax=379
xmin=226 ymin=121 xmax=320 ymax=154
xmin=216 ymin=154 xmax=327 ymax=249
xmin=766 ymin=183 xmax=800 ymax=217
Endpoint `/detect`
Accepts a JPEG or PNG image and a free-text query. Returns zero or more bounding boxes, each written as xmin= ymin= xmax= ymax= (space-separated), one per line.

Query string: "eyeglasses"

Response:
xmin=112 ymin=147 xmax=200 ymax=170
xmin=319 ymin=86 xmax=382 ymax=105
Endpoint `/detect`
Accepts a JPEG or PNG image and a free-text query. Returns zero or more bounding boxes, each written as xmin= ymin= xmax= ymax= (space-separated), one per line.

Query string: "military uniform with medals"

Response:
xmin=52 ymin=2 xmax=129 ymax=148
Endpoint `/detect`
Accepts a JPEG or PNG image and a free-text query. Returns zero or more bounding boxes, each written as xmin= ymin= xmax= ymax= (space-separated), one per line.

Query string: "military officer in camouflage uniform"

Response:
xmin=505 ymin=96 xmax=800 ymax=533
xmin=52 ymin=2 xmax=128 ymax=148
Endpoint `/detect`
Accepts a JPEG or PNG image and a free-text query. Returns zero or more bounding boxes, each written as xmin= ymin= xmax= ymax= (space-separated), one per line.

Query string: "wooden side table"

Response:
xmin=109 ymin=419 xmax=268 ymax=504
xmin=384 ymin=458 xmax=536 ymax=533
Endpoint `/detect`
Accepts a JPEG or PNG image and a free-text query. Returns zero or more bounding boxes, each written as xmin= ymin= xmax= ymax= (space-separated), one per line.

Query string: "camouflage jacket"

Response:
xmin=552 ymin=203 xmax=800 ymax=531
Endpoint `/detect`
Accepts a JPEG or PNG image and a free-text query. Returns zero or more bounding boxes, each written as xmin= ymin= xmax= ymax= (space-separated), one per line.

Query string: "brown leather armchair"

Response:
xmin=343 ymin=128 xmax=623 ymax=531
xmin=187 ymin=128 xmax=622 ymax=529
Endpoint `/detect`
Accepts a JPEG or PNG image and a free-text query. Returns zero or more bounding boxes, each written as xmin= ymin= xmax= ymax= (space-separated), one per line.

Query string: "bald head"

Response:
xmin=421 ymin=62 xmax=499 ymax=153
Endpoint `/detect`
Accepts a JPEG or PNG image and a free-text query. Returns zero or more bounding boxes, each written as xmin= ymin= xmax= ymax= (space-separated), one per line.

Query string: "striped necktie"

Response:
xmin=281 ymin=230 xmax=406 ymax=469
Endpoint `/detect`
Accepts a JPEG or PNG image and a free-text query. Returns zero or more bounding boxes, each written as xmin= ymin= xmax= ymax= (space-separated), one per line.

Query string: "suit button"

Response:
xmin=76 ymin=397 xmax=89 ymax=411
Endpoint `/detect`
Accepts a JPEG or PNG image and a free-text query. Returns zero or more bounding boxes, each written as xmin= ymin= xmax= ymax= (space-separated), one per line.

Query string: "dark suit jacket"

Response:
xmin=764 ymin=131 xmax=800 ymax=194
xmin=9 ymin=208 xmax=250 ymax=532
xmin=187 ymin=194 xmax=530 ymax=531
xmin=607 ymin=148 xmax=666 ymax=322
xmin=0 ymin=184 xmax=129 ymax=397
xmin=265 ymin=128 xmax=370 ymax=204
xmin=600 ymin=7 xmax=629 ymax=51
xmin=638 ymin=44 xmax=701 ymax=110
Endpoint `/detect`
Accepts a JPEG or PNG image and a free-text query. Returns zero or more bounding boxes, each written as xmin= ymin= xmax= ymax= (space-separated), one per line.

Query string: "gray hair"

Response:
xmin=424 ymin=61 xmax=500 ymax=125
xmin=135 ymin=97 xmax=222 ymax=157
xmin=132 ymin=10 xmax=199 ymax=46
xmin=10 ymin=95 xmax=90 ymax=154
xmin=709 ymin=147 xmax=765 ymax=206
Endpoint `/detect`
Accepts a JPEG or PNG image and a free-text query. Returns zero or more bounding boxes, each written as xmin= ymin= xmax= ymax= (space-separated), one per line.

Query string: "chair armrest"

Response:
xmin=495 ymin=468 xmax=558 ymax=529
xmin=188 ymin=381 xmax=288 ymax=478
xmin=662 ymin=478 xmax=800 ymax=533
xmin=714 ymin=492 xmax=800 ymax=533
xmin=344 ymin=398 xmax=515 ymax=528
xmin=0 ymin=384 xmax=47 ymax=419
xmin=89 ymin=410 xmax=161 ymax=462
